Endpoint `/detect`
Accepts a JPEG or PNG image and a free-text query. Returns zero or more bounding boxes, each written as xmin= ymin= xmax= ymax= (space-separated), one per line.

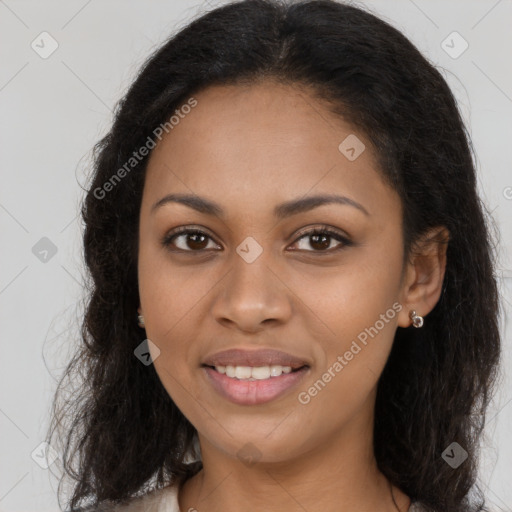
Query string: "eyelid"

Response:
xmin=292 ymin=224 xmax=351 ymax=242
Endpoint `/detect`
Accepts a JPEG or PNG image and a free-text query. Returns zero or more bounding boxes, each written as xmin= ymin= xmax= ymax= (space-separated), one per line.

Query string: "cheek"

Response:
xmin=137 ymin=247 xmax=196 ymax=387
xmin=296 ymin=247 xmax=403 ymax=404
xmin=298 ymin=249 xmax=402 ymax=346
xmin=146 ymin=316 xmax=201 ymax=425
xmin=138 ymin=241 xmax=206 ymax=345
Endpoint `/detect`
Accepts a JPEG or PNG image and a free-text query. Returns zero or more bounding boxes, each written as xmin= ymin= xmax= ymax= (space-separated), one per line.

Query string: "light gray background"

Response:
xmin=1 ymin=0 xmax=511 ymax=510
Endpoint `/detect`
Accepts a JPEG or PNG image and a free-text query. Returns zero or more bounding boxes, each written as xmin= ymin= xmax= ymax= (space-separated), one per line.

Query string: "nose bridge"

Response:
xmin=211 ymin=240 xmax=292 ymax=330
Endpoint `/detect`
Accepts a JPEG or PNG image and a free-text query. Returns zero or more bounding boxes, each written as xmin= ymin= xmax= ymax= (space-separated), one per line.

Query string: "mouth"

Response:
xmin=201 ymin=363 xmax=310 ymax=406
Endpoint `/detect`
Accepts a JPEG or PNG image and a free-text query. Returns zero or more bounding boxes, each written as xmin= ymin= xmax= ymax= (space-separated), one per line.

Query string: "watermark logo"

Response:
xmin=31 ymin=441 xmax=59 ymax=469
xmin=134 ymin=339 xmax=161 ymax=365
xmin=441 ymin=31 xmax=469 ymax=59
xmin=441 ymin=442 xmax=468 ymax=468
xmin=236 ymin=236 xmax=263 ymax=264
xmin=236 ymin=442 xmax=262 ymax=467
xmin=94 ymin=97 xmax=198 ymax=200
xmin=298 ymin=302 xmax=402 ymax=404
xmin=32 ymin=237 xmax=58 ymax=263
xmin=338 ymin=134 xmax=365 ymax=161
xmin=31 ymin=31 xmax=59 ymax=59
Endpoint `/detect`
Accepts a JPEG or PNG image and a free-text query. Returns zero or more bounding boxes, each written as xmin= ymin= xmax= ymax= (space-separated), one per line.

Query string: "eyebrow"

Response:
xmin=151 ymin=192 xmax=370 ymax=218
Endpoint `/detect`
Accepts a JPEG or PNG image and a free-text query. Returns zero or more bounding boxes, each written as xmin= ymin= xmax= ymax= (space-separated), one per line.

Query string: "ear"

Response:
xmin=397 ymin=226 xmax=450 ymax=328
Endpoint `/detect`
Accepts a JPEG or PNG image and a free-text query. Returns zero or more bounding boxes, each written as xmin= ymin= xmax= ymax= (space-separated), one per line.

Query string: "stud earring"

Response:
xmin=137 ymin=313 xmax=145 ymax=328
xmin=409 ymin=310 xmax=424 ymax=328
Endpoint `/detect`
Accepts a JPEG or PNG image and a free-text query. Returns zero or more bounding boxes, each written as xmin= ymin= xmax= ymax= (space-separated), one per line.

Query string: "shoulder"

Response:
xmin=119 ymin=484 xmax=179 ymax=512
xmin=114 ymin=484 xmax=179 ymax=512
xmin=408 ymin=502 xmax=429 ymax=512
xmin=68 ymin=482 xmax=181 ymax=512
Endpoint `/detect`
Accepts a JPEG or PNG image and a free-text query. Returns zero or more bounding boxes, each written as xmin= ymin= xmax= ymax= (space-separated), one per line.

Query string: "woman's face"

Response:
xmin=138 ymin=80 xmax=412 ymax=463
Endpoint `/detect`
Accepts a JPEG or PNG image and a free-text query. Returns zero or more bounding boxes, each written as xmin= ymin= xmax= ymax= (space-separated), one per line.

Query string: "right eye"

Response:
xmin=161 ymin=227 xmax=221 ymax=252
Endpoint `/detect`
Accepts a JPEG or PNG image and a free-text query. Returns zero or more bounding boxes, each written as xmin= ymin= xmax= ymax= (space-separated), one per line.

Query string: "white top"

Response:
xmin=113 ymin=481 xmax=428 ymax=511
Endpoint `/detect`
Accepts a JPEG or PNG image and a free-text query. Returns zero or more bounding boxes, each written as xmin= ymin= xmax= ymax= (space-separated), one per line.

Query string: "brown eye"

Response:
xmin=162 ymin=229 xmax=219 ymax=252
xmin=291 ymin=227 xmax=352 ymax=252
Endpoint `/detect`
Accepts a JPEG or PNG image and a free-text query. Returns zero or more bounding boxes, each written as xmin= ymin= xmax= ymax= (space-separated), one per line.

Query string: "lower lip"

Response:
xmin=202 ymin=366 xmax=309 ymax=406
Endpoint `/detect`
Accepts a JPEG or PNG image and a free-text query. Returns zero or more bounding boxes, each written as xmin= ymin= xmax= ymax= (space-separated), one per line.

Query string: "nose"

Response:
xmin=210 ymin=252 xmax=293 ymax=334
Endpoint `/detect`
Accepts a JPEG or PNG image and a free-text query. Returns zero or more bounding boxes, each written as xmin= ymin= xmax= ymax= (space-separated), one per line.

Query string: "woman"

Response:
xmin=47 ymin=1 xmax=501 ymax=511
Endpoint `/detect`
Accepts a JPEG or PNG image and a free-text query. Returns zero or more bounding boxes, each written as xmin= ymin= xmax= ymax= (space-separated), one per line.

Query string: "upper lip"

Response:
xmin=202 ymin=348 xmax=310 ymax=369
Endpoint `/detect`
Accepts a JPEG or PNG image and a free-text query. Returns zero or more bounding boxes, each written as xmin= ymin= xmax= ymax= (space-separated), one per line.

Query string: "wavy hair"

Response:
xmin=46 ymin=1 xmax=502 ymax=511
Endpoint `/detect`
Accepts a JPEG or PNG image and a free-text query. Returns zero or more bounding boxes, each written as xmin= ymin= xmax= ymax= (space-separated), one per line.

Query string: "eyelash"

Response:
xmin=161 ymin=225 xmax=353 ymax=254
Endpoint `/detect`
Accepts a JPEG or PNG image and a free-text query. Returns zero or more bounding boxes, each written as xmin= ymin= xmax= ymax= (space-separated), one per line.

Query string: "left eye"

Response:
xmin=291 ymin=228 xmax=352 ymax=252
xmin=162 ymin=227 xmax=352 ymax=253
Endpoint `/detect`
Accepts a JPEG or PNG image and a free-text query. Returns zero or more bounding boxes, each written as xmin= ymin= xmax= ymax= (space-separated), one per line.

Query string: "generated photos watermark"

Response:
xmin=93 ymin=96 xmax=198 ymax=200
xmin=297 ymin=301 xmax=403 ymax=405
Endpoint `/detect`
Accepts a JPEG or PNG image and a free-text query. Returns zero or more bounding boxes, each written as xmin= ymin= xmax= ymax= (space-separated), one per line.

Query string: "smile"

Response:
xmin=202 ymin=364 xmax=310 ymax=405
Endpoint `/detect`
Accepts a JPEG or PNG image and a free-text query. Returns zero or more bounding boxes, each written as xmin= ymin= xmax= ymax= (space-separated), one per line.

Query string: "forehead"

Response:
xmin=142 ymin=81 xmax=398 ymax=219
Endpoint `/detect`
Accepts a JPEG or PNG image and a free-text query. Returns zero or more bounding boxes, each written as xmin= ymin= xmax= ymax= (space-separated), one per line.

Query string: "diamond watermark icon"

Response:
xmin=236 ymin=236 xmax=263 ymax=264
xmin=441 ymin=441 xmax=468 ymax=468
xmin=31 ymin=441 xmax=59 ymax=469
xmin=338 ymin=134 xmax=365 ymax=161
xmin=441 ymin=31 xmax=468 ymax=59
xmin=237 ymin=442 xmax=262 ymax=467
xmin=31 ymin=31 xmax=59 ymax=59
xmin=134 ymin=339 xmax=161 ymax=366
xmin=32 ymin=237 xmax=58 ymax=263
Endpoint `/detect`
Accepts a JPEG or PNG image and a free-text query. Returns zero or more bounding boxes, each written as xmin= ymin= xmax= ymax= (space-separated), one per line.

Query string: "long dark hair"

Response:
xmin=46 ymin=1 xmax=502 ymax=510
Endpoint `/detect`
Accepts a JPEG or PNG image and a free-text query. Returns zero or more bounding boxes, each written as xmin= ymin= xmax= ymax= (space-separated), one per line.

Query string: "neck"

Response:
xmin=178 ymin=398 xmax=411 ymax=512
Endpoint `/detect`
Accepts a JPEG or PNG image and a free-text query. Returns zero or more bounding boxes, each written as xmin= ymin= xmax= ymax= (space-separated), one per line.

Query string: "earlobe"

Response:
xmin=397 ymin=226 xmax=450 ymax=328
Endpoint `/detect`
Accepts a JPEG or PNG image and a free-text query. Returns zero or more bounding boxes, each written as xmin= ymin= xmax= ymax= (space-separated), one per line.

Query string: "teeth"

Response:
xmin=214 ymin=365 xmax=295 ymax=379
xmin=252 ymin=366 xmax=271 ymax=379
xmin=235 ymin=366 xmax=252 ymax=379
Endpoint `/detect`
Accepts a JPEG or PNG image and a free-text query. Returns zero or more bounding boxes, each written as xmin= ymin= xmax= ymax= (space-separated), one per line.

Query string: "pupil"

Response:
xmin=188 ymin=233 xmax=207 ymax=250
xmin=311 ymin=234 xmax=330 ymax=250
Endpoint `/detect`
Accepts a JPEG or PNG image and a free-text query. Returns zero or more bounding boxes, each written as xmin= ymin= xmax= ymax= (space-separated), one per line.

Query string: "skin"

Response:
xmin=137 ymin=80 xmax=449 ymax=512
